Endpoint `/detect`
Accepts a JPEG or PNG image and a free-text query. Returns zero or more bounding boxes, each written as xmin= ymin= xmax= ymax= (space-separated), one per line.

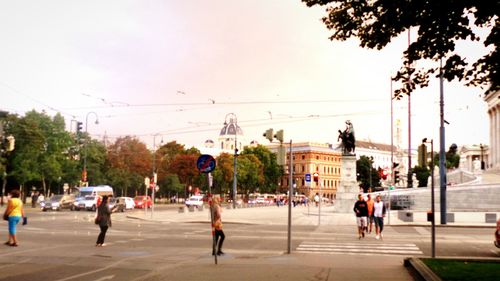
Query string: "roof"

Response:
xmin=356 ymin=140 xmax=397 ymax=152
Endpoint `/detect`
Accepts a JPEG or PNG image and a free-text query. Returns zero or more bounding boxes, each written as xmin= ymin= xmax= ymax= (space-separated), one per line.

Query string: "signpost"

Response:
xmin=196 ymin=154 xmax=217 ymax=264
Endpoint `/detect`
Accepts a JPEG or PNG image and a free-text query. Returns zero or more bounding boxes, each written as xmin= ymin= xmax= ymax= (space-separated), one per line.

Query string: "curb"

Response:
xmin=404 ymin=257 xmax=442 ymax=281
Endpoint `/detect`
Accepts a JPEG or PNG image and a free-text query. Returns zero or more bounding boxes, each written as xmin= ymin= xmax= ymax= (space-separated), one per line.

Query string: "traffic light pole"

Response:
xmin=287 ymin=139 xmax=293 ymax=254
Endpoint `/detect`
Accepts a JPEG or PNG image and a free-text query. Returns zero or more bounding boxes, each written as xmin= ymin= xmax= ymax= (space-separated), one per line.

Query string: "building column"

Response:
xmin=496 ymin=105 xmax=500 ymax=168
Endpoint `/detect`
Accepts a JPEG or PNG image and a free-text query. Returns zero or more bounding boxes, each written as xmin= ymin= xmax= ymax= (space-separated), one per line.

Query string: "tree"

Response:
xmin=168 ymin=153 xmax=200 ymax=197
xmin=236 ymin=154 xmax=264 ymax=195
xmin=433 ymin=143 xmax=461 ymax=169
xmin=212 ymin=153 xmax=234 ymax=196
xmin=241 ymin=145 xmax=283 ymax=193
xmin=106 ymin=136 xmax=151 ymax=195
xmin=8 ymin=111 xmax=78 ymax=198
xmin=303 ymin=0 xmax=499 ymax=95
xmin=356 ymin=156 xmax=380 ymax=192
xmin=413 ymin=165 xmax=430 ymax=187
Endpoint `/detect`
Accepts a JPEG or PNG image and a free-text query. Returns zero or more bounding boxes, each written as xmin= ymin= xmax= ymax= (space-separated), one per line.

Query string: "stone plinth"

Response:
xmin=334 ymin=155 xmax=359 ymax=213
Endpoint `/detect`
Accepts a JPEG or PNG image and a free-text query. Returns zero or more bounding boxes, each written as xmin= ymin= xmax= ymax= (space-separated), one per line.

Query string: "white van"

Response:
xmin=77 ymin=185 xmax=114 ymax=198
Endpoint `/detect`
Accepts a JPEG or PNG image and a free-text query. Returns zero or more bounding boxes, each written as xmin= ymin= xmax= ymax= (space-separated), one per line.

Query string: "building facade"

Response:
xmin=269 ymin=142 xmax=342 ymax=200
xmin=485 ymin=89 xmax=500 ymax=170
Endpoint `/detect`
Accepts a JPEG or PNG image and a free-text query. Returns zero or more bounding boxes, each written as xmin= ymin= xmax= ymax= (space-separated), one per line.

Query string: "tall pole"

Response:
xmin=430 ymin=139 xmax=436 ymax=257
xmin=151 ymin=135 xmax=157 ymax=218
xmin=226 ymin=113 xmax=238 ymax=209
xmin=407 ymin=29 xmax=413 ymax=189
xmin=83 ymin=112 xmax=98 ymax=187
xmin=389 ymin=78 xmax=394 ymax=225
xmin=287 ymin=139 xmax=293 ymax=254
xmin=423 ymin=138 xmax=436 ymax=257
xmin=439 ymin=58 xmax=447 ymax=224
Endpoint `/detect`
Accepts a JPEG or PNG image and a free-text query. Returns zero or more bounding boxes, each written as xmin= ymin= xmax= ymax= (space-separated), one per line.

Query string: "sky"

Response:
xmin=0 ymin=0 xmax=491 ymax=151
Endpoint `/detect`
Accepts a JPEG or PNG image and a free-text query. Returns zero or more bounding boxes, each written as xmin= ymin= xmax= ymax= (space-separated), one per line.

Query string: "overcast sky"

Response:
xmin=0 ymin=0 xmax=490 ymax=151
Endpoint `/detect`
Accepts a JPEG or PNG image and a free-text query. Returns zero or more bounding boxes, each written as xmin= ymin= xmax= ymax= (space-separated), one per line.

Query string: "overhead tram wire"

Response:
xmin=59 ymin=98 xmax=387 ymax=110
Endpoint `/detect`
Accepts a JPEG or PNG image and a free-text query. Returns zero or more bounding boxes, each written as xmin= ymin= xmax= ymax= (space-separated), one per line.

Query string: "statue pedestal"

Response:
xmin=334 ymin=155 xmax=359 ymax=213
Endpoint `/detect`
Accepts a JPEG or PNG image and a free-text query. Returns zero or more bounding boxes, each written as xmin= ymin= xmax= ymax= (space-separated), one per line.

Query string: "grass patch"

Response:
xmin=422 ymin=259 xmax=500 ymax=281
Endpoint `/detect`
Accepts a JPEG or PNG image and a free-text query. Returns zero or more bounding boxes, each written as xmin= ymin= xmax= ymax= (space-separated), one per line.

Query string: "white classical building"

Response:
xmin=485 ymin=89 xmax=500 ymax=171
xmin=198 ymin=113 xmax=255 ymax=156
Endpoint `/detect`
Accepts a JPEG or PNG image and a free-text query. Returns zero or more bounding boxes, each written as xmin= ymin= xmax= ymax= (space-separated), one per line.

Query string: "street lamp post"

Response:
xmin=422 ymin=138 xmax=435 ymax=257
xmin=224 ymin=113 xmax=238 ymax=209
xmin=83 ymin=112 xmax=99 ymax=186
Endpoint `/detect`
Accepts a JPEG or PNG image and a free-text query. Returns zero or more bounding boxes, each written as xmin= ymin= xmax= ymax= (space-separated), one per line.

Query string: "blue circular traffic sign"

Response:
xmin=197 ymin=154 xmax=216 ymax=173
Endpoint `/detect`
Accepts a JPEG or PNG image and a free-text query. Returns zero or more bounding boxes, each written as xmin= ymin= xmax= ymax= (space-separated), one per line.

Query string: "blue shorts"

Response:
xmin=8 ymin=216 xmax=21 ymax=235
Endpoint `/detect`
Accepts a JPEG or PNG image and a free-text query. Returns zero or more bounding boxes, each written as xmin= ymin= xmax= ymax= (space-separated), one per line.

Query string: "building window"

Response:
xmin=302 ymin=155 xmax=305 ymax=160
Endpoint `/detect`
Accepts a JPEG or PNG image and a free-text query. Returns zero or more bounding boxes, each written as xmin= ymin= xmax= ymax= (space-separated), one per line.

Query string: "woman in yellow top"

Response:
xmin=3 ymin=190 xmax=25 ymax=247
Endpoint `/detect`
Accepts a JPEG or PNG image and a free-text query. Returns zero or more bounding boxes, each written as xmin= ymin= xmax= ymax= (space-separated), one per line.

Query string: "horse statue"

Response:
xmin=337 ymin=120 xmax=355 ymax=155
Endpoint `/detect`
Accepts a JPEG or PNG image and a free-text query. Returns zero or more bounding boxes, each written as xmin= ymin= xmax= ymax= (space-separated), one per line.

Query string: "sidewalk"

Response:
xmin=129 ymin=205 xmax=497 ymax=281
xmin=128 ymin=204 xmax=498 ymax=228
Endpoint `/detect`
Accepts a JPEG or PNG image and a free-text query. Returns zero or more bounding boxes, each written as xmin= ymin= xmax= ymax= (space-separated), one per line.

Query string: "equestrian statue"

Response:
xmin=337 ymin=120 xmax=356 ymax=155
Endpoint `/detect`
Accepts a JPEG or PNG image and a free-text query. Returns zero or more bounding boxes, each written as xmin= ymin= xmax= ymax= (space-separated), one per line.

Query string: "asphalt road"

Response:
xmin=0 ymin=206 xmax=497 ymax=281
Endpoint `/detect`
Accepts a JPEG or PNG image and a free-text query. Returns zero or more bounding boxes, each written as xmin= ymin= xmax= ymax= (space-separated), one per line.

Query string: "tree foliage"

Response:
xmin=303 ymin=0 xmax=499 ymax=95
xmin=106 ymin=136 xmax=151 ymax=195
xmin=241 ymin=145 xmax=283 ymax=193
xmin=356 ymin=155 xmax=381 ymax=192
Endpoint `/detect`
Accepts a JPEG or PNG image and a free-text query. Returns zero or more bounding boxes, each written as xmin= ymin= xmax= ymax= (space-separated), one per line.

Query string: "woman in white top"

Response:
xmin=373 ymin=195 xmax=386 ymax=240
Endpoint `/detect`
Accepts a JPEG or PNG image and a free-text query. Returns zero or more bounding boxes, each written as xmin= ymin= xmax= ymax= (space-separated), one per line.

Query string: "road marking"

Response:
xmin=93 ymin=275 xmax=115 ymax=281
xmin=296 ymin=241 xmax=423 ymax=256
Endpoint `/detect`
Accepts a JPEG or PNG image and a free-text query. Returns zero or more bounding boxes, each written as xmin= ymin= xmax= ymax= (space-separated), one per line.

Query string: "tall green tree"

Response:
xmin=241 ymin=145 xmax=283 ymax=193
xmin=9 ymin=111 xmax=76 ymax=197
xmin=303 ymin=0 xmax=499 ymax=95
xmin=236 ymin=154 xmax=264 ymax=195
xmin=356 ymin=156 xmax=381 ymax=192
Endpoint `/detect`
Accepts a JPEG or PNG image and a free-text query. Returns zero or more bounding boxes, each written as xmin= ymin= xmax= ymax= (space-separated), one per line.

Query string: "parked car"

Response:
xmin=42 ymin=194 xmax=76 ymax=211
xmin=185 ymin=195 xmax=204 ymax=208
xmin=119 ymin=197 xmax=135 ymax=210
xmin=134 ymin=196 xmax=152 ymax=209
xmin=109 ymin=198 xmax=125 ymax=212
xmin=74 ymin=195 xmax=99 ymax=211
xmin=495 ymin=218 xmax=500 ymax=248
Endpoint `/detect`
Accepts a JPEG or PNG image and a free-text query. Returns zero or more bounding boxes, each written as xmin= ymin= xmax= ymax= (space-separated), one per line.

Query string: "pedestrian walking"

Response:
xmin=95 ymin=195 xmax=116 ymax=247
xmin=212 ymin=197 xmax=225 ymax=255
xmin=353 ymin=194 xmax=368 ymax=239
xmin=373 ymin=195 xmax=386 ymax=240
xmin=314 ymin=193 xmax=320 ymax=207
xmin=3 ymin=190 xmax=26 ymax=247
xmin=366 ymin=194 xmax=374 ymax=233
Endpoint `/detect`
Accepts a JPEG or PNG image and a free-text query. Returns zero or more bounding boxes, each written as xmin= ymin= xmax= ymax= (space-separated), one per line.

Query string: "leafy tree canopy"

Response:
xmin=303 ymin=0 xmax=499 ymax=95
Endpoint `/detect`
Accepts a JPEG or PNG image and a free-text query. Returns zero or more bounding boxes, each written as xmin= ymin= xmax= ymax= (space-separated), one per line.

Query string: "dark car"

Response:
xmin=42 ymin=194 xmax=76 ymax=211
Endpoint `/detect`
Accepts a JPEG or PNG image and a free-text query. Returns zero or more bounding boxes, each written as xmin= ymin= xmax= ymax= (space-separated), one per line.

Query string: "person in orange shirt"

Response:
xmin=366 ymin=194 xmax=375 ymax=234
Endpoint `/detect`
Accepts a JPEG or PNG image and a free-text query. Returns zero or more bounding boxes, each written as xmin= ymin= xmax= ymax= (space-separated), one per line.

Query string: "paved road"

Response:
xmin=0 ymin=206 xmax=497 ymax=281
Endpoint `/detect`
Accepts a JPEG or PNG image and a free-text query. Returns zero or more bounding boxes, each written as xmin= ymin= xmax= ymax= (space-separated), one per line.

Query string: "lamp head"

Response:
xmin=422 ymin=138 xmax=427 ymax=143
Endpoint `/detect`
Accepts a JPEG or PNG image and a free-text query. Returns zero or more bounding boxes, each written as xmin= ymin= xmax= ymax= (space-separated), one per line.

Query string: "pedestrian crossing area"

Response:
xmin=296 ymin=241 xmax=423 ymax=256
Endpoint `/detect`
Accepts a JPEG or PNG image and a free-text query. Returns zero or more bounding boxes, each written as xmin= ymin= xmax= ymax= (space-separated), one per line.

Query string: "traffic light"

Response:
xmin=274 ymin=129 xmax=284 ymax=143
xmin=379 ymin=168 xmax=388 ymax=180
xmin=418 ymin=144 xmax=427 ymax=168
xmin=6 ymin=135 xmax=15 ymax=152
xmin=76 ymin=121 xmax=83 ymax=135
xmin=394 ymin=170 xmax=400 ymax=183
xmin=313 ymin=172 xmax=319 ymax=183
xmin=263 ymin=128 xmax=273 ymax=142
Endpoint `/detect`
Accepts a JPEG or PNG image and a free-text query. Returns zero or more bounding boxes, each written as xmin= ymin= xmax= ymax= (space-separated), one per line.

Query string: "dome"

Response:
xmin=204 ymin=139 xmax=215 ymax=148
xmin=219 ymin=118 xmax=243 ymax=136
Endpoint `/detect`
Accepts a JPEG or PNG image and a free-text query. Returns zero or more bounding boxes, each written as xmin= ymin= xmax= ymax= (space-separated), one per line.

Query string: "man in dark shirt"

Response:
xmin=353 ymin=194 xmax=368 ymax=239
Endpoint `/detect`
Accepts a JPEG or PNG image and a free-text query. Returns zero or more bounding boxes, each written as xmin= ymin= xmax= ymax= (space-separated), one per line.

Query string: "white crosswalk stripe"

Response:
xmin=296 ymin=241 xmax=423 ymax=256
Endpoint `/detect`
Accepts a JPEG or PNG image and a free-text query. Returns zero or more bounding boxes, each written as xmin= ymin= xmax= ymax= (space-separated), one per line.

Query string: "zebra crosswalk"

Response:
xmin=296 ymin=241 xmax=423 ymax=256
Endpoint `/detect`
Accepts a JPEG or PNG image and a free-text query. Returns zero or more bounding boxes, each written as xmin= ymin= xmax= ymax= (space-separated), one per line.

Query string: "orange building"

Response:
xmin=271 ymin=142 xmax=342 ymax=200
